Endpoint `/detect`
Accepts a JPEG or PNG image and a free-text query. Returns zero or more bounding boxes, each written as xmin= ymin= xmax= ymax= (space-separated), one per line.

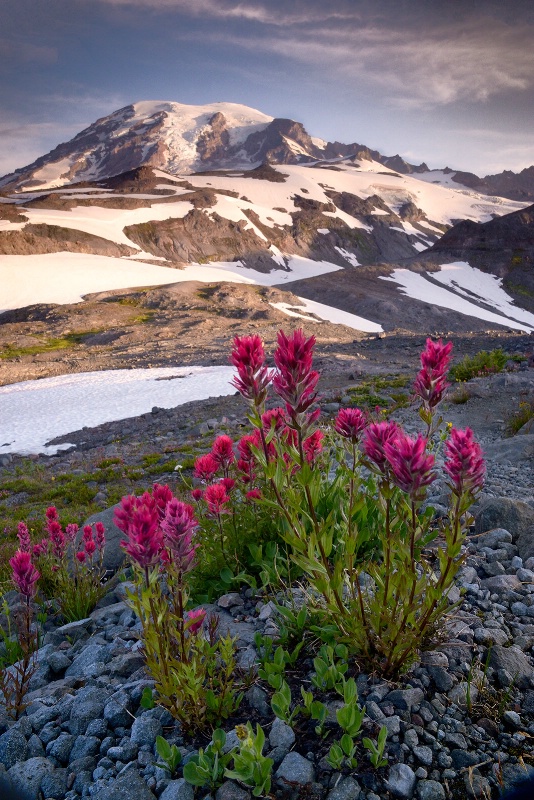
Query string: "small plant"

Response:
xmin=335 ymin=677 xmax=365 ymax=738
xmin=363 ymin=725 xmax=388 ymax=768
xmin=183 ymin=729 xmax=234 ymax=791
xmin=155 ymin=735 xmax=182 ymax=777
xmin=300 ymin=688 xmax=328 ymax=736
xmin=506 ymin=399 xmax=534 ymax=436
xmin=327 ymin=734 xmax=359 ymax=770
xmin=449 ymin=348 xmax=508 ymax=382
xmin=255 ymin=632 xmax=305 ymax=689
xmin=271 ymin=679 xmax=301 ymax=727
xmin=28 ymin=511 xmax=108 ymax=622
xmin=117 ymin=485 xmax=243 ymax=734
xmin=229 ymin=331 xmax=485 ymax=676
xmin=0 ymin=532 xmax=40 ymax=718
xmin=311 ymin=644 xmax=349 ymax=691
xmin=225 ymin=723 xmax=274 ymax=798
xmin=0 ymin=600 xmax=24 ymax=668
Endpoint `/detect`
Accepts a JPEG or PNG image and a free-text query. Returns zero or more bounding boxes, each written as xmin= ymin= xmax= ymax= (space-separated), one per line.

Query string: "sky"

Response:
xmin=0 ymin=0 xmax=533 ymax=179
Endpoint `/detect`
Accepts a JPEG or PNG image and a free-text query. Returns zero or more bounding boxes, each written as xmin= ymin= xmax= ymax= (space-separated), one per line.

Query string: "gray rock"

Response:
xmin=269 ymin=717 xmax=295 ymax=749
xmin=46 ymin=732 xmax=75 ymax=764
xmin=276 ymin=752 xmax=315 ymax=785
xmin=475 ymin=498 xmax=534 ymax=552
xmin=111 ymin=651 xmax=146 ymax=677
xmin=26 ymin=733 xmax=45 ymax=759
xmin=417 ymin=780 xmax=445 ymax=800
xmin=7 ymin=756 xmax=54 ymax=799
xmin=65 ymin=643 xmax=112 ymax=678
xmin=385 ymin=763 xmax=417 ymax=798
xmin=489 ymin=645 xmax=533 ymax=688
xmin=427 ymin=666 xmax=454 ymax=691
xmin=477 ymin=528 xmax=513 ymax=548
xmin=385 ymin=688 xmax=424 ymax=711
xmin=482 ymin=575 xmax=522 ymax=592
xmin=413 ymin=746 xmax=433 ymax=766
xmin=28 ymin=704 xmax=58 ymax=732
xmin=39 ymin=721 xmax=60 ymax=746
xmin=383 ymin=715 xmax=401 ymax=736
xmin=503 ymin=710 xmax=522 ymax=729
xmin=104 ymin=689 xmax=135 ymax=728
xmin=245 ymin=686 xmax=270 ymax=717
xmin=69 ymin=734 xmax=100 ymax=762
xmin=159 ymin=779 xmax=195 ymax=800
xmin=131 ymin=714 xmax=163 ymax=746
xmin=86 ymin=718 xmax=109 ymax=738
xmin=0 ymin=728 xmax=27 ymax=770
xmin=473 ymin=627 xmax=509 ymax=646
xmin=41 ymin=767 xmax=68 ymax=799
xmin=91 ymin=768 xmax=156 ymax=799
xmin=84 ymin=504 xmax=126 ymax=573
xmin=215 ymin=780 xmax=251 ymax=800
xmin=217 ymin=593 xmax=244 ymax=609
xmin=47 ymin=651 xmax=72 ymax=673
xmin=327 ymin=776 xmax=361 ymax=800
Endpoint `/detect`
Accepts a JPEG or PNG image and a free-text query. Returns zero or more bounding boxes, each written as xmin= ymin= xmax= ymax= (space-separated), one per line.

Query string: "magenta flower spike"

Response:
xmin=384 ymin=432 xmax=436 ymax=501
xmin=444 ymin=427 xmax=485 ymax=496
xmin=211 ymin=435 xmax=235 ymax=470
xmin=84 ymin=537 xmax=96 ymax=557
xmin=47 ymin=520 xmax=66 ymax=560
xmin=414 ymin=338 xmax=453 ymax=409
xmin=10 ymin=550 xmax=40 ymax=599
xmin=194 ymin=453 xmax=219 ymax=482
xmin=231 ymin=334 xmax=273 ymax=406
xmin=75 ymin=551 xmax=86 ymax=563
xmin=17 ymin=522 xmax=31 ymax=553
xmin=65 ymin=523 xmax=79 ymax=542
xmin=152 ymin=484 xmax=174 ymax=519
xmin=191 ymin=488 xmax=203 ymax=502
xmin=272 ymin=329 xmax=319 ymax=415
xmin=261 ymin=407 xmax=288 ymax=433
xmin=186 ymin=608 xmax=206 ymax=635
xmin=335 ymin=408 xmax=368 ymax=443
xmin=161 ymin=499 xmax=199 ymax=572
xmin=363 ymin=421 xmax=400 ymax=472
xmin=303 ymin=430 xmax=324 ymax=463
xmin=204 ymin=483 xmax=231 ymax=515
xmin=95 ymin=522 xmax=106 ymax=550
xmin=114 ymin=495 xmax=163 ymax=570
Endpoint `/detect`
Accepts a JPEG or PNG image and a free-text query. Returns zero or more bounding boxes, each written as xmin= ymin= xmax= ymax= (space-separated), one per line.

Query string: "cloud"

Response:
xmin=186 ymin=14 xmax=534 ymax=108
xmin=95 ymin=0 xmax=358 ymax=25
xmin=0 ymin=38 xmax=57 ymax=65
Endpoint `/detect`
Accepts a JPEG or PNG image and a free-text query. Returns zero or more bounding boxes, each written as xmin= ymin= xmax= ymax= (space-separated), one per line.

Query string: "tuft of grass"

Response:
xmin=449 ymin=386 xmax=472 ymax=405
xmin=346 ymin=374 xmax=411 ymax=413
xmin=0 ymin=331 xmax=102 ymax=360
xmin=449 ymin=349 xmax=508 ymax=382
xmin=505 ymin=399 xmax=534 ymax=436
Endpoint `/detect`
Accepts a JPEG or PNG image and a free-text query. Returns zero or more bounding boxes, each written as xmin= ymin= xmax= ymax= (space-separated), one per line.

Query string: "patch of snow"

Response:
xmin=20 ymin=201 xmax=194 ymax=249
xmin=271 ymin=296 xmax=382 ymax=333
xmin=0 ymin=220 xmax=26 ymax=232
xmin=269 ymin=245 xmax=286 ymax=267
xmin=317 ymin=228 xmax=330 ymax=234
xmin=412 ymin=242 xmax=430 ymax=252
xmin=334 ymin=247 xmax=360 ymax=266
xmin=370 ymin=209 xmax=389 ymax=215
xmin=381 ymin=267 xmax=534 ymax=332
xmin=29 ymin=157 xmax=76 ymax=189
xmin=196 ymin=255 xmax=342 ymax=286
xmin=0 ymin=366 xmax=235 ymax=456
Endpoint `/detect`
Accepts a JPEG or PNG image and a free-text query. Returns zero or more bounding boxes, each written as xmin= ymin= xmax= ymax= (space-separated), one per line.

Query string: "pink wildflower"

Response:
xmin=211 ymin=435 xmax=235 ymax=470
xmin=335 ymin=408 xmax=367 ymax=443
xmin=204 ymin=483 xmax=230 ymax=515
xmin=115 ymin=494 xmax=163 ymax=569
xmin=414 ymin=338 xmax=453 ymax=409
xmin=246 ymin=488 xmax=262 ymax=501
xmin=220 ymin=477 xmax=235 ymax=493
xmin=152 ymin=484 xmax=174 ymax=519
xmin=85 ymin=538 xmax=96 ymax=557
xmin=194 ymin=453 xmax=219 ymax=482
xmin=10 ymin=550 xmax=40 ymax=599
xmin=186 ymin=608 xmax=206 ymax=635
xmin=47 ymin=520 xmax=66 ymax=560
xmin=303 ymin=430 xmax=324 ymax=463
xmin=83 ymin=525 xmax=93 ymax=543
xmin=17 ymin=522 xmax=31 ymax=552
xmin=160 ymin=499 xmax=199 ymax=572
xmin=261 ymin=407 xmax=287 ymax=433
xmin=65 ymin=523 xmax=79 ymax=542
xmin=191 ymin=488 xmax=203 ymax=502
xmin=363 ymin=421 xmax=400 ymax=472
xmin=384 ymin=432 xmax=435 ymax=501
xmin=76 ymin=551 xmax=86 ymax=563
xmin=272 ymin=329 xmax=319 ymax=415
xmin=444 ymin=427 xmax=485 ymax=496
xmin=45 ymin=506 xmax=59 ymax=523
xmin=231 ymin=335 xmax=273 ymax=406
xmin=95 ymin=522 xmax=105 ymax=550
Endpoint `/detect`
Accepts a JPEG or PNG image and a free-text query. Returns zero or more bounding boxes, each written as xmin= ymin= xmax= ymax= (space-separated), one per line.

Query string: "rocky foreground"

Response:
xmin=1 ymin=339 xmax=534 ymax=800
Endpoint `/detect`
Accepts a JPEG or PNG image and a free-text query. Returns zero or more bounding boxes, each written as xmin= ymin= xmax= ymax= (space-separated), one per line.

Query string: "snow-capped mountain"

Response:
xmin=0 ymin=100 xmax=435 ymax=193
xmin=1 ymin=100 xmax=534 ymax=336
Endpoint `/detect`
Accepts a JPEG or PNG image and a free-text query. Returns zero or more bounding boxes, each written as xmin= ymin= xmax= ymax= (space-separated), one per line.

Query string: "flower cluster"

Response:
xmin=444 ymin=426 xmax=485 ymax=496
xmin=10 ymin=551 xmax=40 ymax=600
xmin=414 ymin=338 xmax=453 ymax=410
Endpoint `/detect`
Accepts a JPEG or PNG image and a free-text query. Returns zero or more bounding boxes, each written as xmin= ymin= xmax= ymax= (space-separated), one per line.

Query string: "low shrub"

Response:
xmin=506 ymin=399 xmax=534 ymax=436
xmin=449 ymin=348 xmax=508 ymax=382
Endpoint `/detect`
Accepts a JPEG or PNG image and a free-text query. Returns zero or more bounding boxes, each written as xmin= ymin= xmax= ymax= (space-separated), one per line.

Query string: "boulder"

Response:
xmin=475 ymin=498 xmax=534 ymax=559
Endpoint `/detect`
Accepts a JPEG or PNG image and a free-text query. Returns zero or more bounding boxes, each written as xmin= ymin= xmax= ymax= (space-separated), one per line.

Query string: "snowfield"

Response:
xmin=382 ymin=262 xmax=534 ymax=332
xmin=0 ymin=366 xmax=235 ymax=456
